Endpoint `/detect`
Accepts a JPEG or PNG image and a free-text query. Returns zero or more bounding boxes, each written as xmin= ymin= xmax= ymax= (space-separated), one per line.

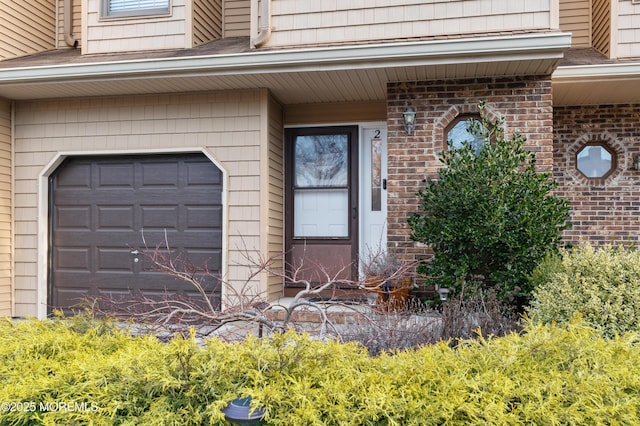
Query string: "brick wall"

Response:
xmin=386 ymin=76 xmax=554 ymax=262
xmin=554 ymin=104 xmax=640 ymax=245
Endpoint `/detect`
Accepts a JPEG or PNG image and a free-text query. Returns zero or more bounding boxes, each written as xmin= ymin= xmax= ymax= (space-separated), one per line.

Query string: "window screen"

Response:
xmin=105 ymin=0 xmax=169 ymax=17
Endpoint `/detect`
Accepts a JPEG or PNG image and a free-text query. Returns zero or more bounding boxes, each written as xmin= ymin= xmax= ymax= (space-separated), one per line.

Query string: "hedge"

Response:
xmin=1 ymin=315 xmax=639 ymax=425
xmin=528 ymin=243 xmax=640 ymax=338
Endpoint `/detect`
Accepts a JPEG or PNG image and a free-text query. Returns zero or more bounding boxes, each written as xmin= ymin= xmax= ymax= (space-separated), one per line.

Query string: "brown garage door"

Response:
xmin=49 ymin=153 xmax=223 ymax=314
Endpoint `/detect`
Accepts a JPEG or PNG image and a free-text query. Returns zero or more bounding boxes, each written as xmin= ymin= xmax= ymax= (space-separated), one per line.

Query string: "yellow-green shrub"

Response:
xmin=1 ymin=315 xmax=640 ymax=425
xmin=527 ymin=243 xmax=640 ymax=338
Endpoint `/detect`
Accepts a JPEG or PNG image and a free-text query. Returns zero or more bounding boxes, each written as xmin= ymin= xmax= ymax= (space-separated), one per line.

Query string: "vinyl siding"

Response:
xmin=193 ymin=0 xmax=223 ymax=46
xmin=617 ymin=0 xmax=640 ymax=58
xmin=223 ymin=0 xmax=250 ymax=37
xmin=283 ymin=101 xmax=387 ymax=126
xmin=84 ymin=0 xmax=189 ymax=54
xmin=0 ymin=0 xmax=55 ymax=59
xmin=13 ymin=90 xmax=272 ymax=317
xmin=265 ymin=94 xmax=284 ymax=301
xmin=559 ymin=0 xmax=591 ymax=48
xmin=592 ymin=0 xmax=611 ymax=56
xmin=0 ymin=101 xmax=11 ymax=317
xmin=266 ymin=0 xmax=553 ymax=48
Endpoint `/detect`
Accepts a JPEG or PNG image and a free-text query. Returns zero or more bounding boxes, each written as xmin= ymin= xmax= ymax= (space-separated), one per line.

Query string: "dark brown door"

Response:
xmin=49 ymin=154 xmax=223 ymax=313
xmin=284 ymin=126 xmax=358 ymax=294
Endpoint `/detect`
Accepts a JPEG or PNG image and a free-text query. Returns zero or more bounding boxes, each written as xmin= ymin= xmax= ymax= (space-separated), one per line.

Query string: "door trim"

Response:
xmin=37 ymin=148 xmax=228 ymax=319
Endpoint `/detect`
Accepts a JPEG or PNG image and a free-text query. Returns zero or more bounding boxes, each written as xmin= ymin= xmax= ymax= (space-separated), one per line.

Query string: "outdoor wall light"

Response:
xmin=403 ymin=106 xmax=416 ymax=136
xmin=634 ymin=154 xmax=640 ymax=171
xmin=222 ymin=397 xmax=265 ymax=425
xmin=437 ymin=287 xmax=450 ymax=302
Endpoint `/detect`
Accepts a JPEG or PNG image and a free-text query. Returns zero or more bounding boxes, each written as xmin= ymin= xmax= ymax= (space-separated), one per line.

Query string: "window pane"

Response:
xmin=294 ymin=135 xmax=348 ymax=187
xmin=577 ymin=145 xmax=613 ymax=178
xmin=109 ymin=0 xmax=168 ymax=12
xmin=371 ymin=138 xmax=382 ymax=211
xmin=294 ymin=189 xmax=348 ymax=237
xmin=448 ymin=119 xmax=484 ymax=153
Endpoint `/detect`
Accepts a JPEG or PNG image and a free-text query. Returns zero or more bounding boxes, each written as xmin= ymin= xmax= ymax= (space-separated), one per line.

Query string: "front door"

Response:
xmin=285 ymin=126 xmax=359 ymax=292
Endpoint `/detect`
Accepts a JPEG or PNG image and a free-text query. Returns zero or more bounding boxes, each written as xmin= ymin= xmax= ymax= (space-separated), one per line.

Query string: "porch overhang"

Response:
xmin=553 ymin=63 xmax=640 ymax=106
xmin=0 ymin=32 xmax=571 ymax=104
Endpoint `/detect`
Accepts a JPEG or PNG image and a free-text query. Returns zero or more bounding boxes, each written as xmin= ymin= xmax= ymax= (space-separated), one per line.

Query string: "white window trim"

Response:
xmin=101 ymin=0 xmax=171 ymax=19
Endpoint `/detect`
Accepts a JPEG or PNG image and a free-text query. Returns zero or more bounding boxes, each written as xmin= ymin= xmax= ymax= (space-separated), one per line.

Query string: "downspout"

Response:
xmin=64 ymin=0 xmax=78 ymax=48
xmin=10 ymin=101 xmax=15 ymax=318
xmin=251 ymin=0 xmax=272 ymax=49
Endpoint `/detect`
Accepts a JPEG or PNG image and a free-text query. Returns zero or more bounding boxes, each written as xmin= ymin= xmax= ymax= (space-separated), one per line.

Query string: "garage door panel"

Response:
xmin=186 ymin=206 xmax=223 ymax=228
xmin=141 ymin=205 xmax=179 ymax=229
xmin=141 ymin=163 xmax=179 ymax=187
xmin=55 ymin=206 xmax=91 ymax=229
xmin=55 ymin=163 xmax=91 ymax=189
xmin=97 ymin=247 xmax=136 ymax=272
xmin=186 ymin=161 xmax=223 ymax=185
xmin=54 ymin=288 xmax=91 ymax=309
xmin=97 ymin=163 xmax=135 ymax=188
xmin=55 ymin=247 xmax=90 ymax=271
xmin=97 ymin=205 xmax=135 ymax=230
xmin=50 ymin=154 xmax=224 ymax=314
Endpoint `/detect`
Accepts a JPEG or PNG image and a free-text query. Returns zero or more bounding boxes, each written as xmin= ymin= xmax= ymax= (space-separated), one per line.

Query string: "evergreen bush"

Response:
xmin=528 ymin=243 xmax=640 ymax=338
xmin=408 ymin=102 xmax=571 ymax=306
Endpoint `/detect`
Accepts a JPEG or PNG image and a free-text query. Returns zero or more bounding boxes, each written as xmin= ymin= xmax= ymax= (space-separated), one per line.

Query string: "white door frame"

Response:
xmin=359 ymin=123 xmax=388 ymax=274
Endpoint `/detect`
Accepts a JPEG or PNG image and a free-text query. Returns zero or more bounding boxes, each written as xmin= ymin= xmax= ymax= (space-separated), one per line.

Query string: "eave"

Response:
xmin=0 ymin=32 xmax=571 ymax=104
xmin=553 ymin=62 xmax=640 ymax=106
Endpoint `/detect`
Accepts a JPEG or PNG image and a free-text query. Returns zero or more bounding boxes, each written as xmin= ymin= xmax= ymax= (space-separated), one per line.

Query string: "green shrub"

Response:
xmin=528 ymin=243 xmax=640 ymax=338
xmin=2 ymin=315 xmax=640 ymax=425
xmin=408 ymin=102 xmax=571 ymax=307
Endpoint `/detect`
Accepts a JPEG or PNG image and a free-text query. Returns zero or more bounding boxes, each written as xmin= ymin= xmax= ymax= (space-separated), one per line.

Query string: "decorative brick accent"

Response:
xmin=386 ymin=76 xmax=554 ymax=263
xmin=554 ymin=105 xmax=640 ymax=245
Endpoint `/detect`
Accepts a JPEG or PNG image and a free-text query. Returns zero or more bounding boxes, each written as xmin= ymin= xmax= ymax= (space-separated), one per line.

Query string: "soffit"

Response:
xmin=0 ymin=33 xmax=570 ymax=104
xmin=552 ymin=48 xmax=640 ymax=106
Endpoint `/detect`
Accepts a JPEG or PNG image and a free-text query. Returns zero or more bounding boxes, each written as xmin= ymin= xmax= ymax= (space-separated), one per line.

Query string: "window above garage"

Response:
xmin=102 ymin=0 xmax=170 ymax=19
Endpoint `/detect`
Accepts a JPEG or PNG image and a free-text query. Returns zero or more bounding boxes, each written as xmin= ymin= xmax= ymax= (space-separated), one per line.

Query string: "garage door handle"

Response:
xmin=130 ymin=249 xmax=140 ymax=255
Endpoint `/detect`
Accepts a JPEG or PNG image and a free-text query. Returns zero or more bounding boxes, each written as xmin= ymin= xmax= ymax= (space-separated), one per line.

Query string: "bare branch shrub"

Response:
xmin=92 ymin=234 xmax=424 ymax=342
xmin=337 ymin=300 xmax=441 ymax=356
xmin=439 ymin=289 xmax=523 ymax=342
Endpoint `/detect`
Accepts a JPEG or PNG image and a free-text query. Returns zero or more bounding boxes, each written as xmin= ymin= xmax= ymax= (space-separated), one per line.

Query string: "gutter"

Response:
xmin=553 ymin=62 xmax=640 ymax=81
xmin=64 ymin=0 xmax=78 ymax=48
xmin=251 ymin=0 xmax=272 ymax=48
xmin=0 ymin=33 xmax=571 ymax=84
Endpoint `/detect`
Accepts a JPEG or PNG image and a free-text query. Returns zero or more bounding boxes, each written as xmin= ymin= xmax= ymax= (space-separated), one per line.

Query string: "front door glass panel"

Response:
xmin=293 ymin=134 xmax=349 ymax=237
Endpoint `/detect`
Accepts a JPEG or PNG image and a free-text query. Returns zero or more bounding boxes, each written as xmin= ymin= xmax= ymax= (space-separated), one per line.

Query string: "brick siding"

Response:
xmin=386 ymin=76 xmax=554 ymax=263
xmin=554 ymin=104 xmax=640 ymax=245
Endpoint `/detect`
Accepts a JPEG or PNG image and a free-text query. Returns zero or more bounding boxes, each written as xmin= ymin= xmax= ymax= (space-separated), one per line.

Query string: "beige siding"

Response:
xmin=223 ymin=0 xmax=250 ymax=37
xmin=0 ymin=101 xmax=11 ymax=317
xmin=284 ymin=101 xmax=387 ymax=126
xmin=266 ymin=0 xmax=553 ymax=48
xmin=617 ymin=0 xmax=640 ymax=58
xmin=56 ymin=0 xmax=81 ymax=48
xmin=13 ymin=90 xmax=273 ymax=317
xmin=559 ymin=0 xmax=591 ymax=48
xmin=592 ymin=0 xmax=611 ymax=56
xmin=193 ymin=0 xmax=223 ymax=46
xmin=0 ymin=0 xmax=55 ymax=59
xmin=84 ymin=0 xmax=189 ymax=54
xmin=265 ymin=95 xmax=284 ymax=301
